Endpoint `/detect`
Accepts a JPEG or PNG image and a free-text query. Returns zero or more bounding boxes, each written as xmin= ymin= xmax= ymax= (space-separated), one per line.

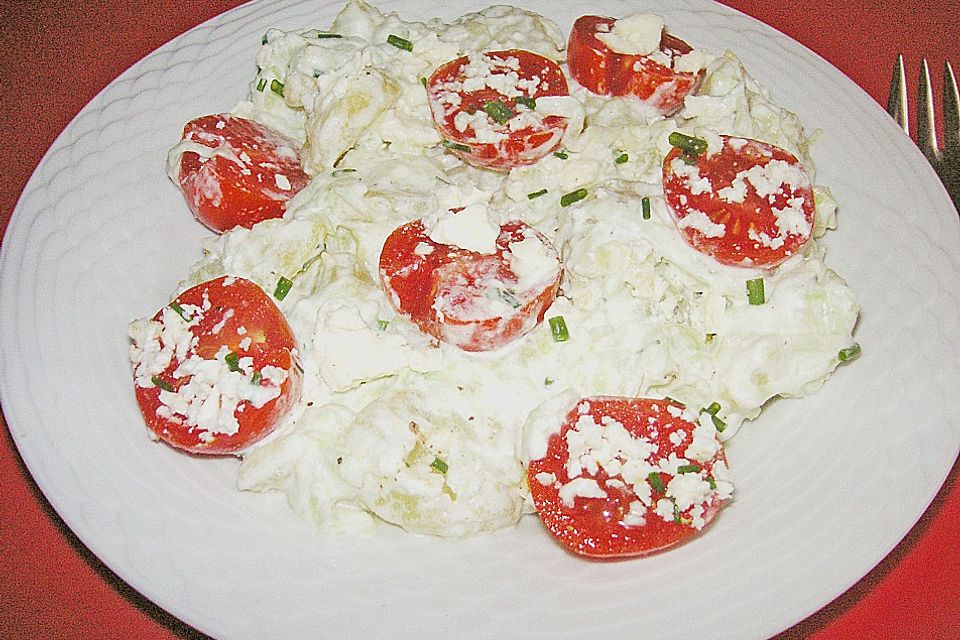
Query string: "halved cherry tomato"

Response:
xmin=426 ymin=49 xmax=569 ymax=170
xmin=567 ymin=15 xmax=703 ymax=115
xmin=379 ymin=216 xmax=562 ymax=352
xmin=131 ymin=276 xmax=302 ymax=454
xmin=174 ymin=114 xmax=310 ymax=233
xmin=662 ymin=135 xmax=815 ymax=267
xmin=527 ymin=396 xmax=730 ymax=558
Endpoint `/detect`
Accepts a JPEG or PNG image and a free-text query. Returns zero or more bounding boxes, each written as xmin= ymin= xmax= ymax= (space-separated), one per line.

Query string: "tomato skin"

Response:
xmin=175 ymin=114 xmax=310 ymax=233
xmin=132 ymin=276 xmax=301 ymax=455
xmin=527 ymin=396 xmax=729 ymax=559
xmin=567 ymin=15 xmax=702 ymax=115
xmin=379 ymin=217 xmax=562 ymax=352
xmin=426 ymin=49 xmax=569 ymax=171
xmin=662 ymin=135 xmax=815 ymax=267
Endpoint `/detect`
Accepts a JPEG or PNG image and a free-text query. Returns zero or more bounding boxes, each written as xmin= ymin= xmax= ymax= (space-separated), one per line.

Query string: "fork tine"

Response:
xmin=942 ymin=61 xmax=959 ymax=157
xmin=917 ymin=58 xmax=940 ymax=162
xmin=887 ymin=54 xmax=908 ymax=132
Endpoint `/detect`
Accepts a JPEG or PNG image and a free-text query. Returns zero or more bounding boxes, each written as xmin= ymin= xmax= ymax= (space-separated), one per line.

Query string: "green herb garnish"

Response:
xmin=442 ymin=140 xmax=472 ymax=153
xmin=151 ymin=376 xmax=174 ymax=392
xmin=700 ymin=402 xmax=727 ymax=432
xmin=377 ymin=319 xmax=390 ymax=331
xmin=274 ymin=276 xmax=294 ymax=301
xmin=647 ymin=472 xmax=666 ymax=494
xmin=169 ymin=301 xmax=191 ymax=322
xmin=548 ymin=315 xmax=569 ymax=342
xmin=668 ymin=131 xmax=708 ymax=162
xmin=483 ymin=100 xmax=514 ymax=125
xmin=641 ymin=196 xmax=651 ymax=220
xmin=270 ymin=78 xmax=285 ymax=97
xmin=560 ymin=188 xmax=588 ymax=207
xmin=615 ymin=152 xmax=629 ymax=164
xmin=224 ymin=351 xmax=241 ymax=373
xmin=676 ymin=463 xmax=702 ymax=474
xmin=513 ymin=95 xmax=537 ymax=110
xmin=838 ymin=343 xmax=861 ymax=362
xmin=255 ymin=78 xmax=267 ymax=92
xmin=746 ymin=277 xmax=765 ymax=305
xmin=527 ymin=188 xmax=548 ymax=200
xmin=553 ymin=150 xmax=569 ymax=159
xmin=251 ymin=371 xmax=262 ymax=385
xmin=430 ymin=457 xmax=449 ymax=474
xmin=315 ymin=32 xmax=342 ymax=39
xmin=387 ymin=34 xmax=413 ymax=51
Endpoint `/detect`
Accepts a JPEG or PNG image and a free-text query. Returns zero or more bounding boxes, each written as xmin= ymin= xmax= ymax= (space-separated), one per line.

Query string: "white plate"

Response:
xmin=2 ymin=1 xmax=958 ymax=638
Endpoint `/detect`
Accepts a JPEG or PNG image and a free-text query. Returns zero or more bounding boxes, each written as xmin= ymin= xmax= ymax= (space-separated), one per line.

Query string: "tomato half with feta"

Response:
xmin=527 ymin=396 xmax=731 ymax=558
xmin=662 ymin=134 xmax=815 ymax=267
xmin=426 ymin=49 xmax=569 ymax=170
xmin=379 ymin=216 xmax=562 ymax=352
xmin=567 ymin=15 xmax=703 ymax=115
xmin=173 ymin=114 xmax=310 ymax=233
xmin=130 ymin=275 xmax=302 ymax=454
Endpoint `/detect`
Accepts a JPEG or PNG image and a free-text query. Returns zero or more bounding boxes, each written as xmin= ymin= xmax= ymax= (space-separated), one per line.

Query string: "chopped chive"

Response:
xmin=332 ymin=168 xmax=357 ymax=177
xmin=420 ymin=76 xmax=427 ymax=88
xmin=169 ymin=301 xmax=191 ymax=322
xmin=641 ymin=196 xmax=651 ymax=219
xmin=224 ymin=351 xmax=241 ymax=373
xmin=151 ymin=376 xmax=174 ymax=392
xmin=270 ymin=78 xmax=285 ymax=97
xmin=673 ymin=502 xmax=682 ymax=523
xmin=548 ymin=315 xmax=569 ymax=342
xmin=315 ymin=32 xmax=342 ymax=39
xmin=527 ymin=188 xmax=548 ymax=200
xmin=677 ymin=463 xmax=701 ymax=474
xmin=492 ymin=288 xmax=521 ymax=309
xmin=705 ymin=332 xmax=716 ymax=343
xmin=838 ymin=343 xmax=861 ymax=362
xmin=647 ymin=472 xmax=666 ymax=494
xmin=261 ymin=33 xmax=269 ymax=45
xmin=553 ymin=150 xmax=569 ymax=159
xmin=251 ymin=370 xmax=262 ymax=385
xmin=711 ymin=414 xmax=727 ymax=432
xmin=701 ymin=402 xmax=727 ymax=432
xmin=560 ymin=188 xmax=588 ymax=207
xmin=706 ymin=476 xmax=718 ymax=490
xmin=513 ymin=95 xmax=537 ymax=110
xmin=544 ymin=377 xmax=554 ymax=386
xmin=615 ymin=152 xmax=629 ymax=164
xmin=442 ymin=139 xmax=472 ymax=153
xmin=668 ymin=131 xmax=708 ymax=161
xmin=746 ymin=277 xmax=765 ymax=305
xmin=664 ymin=396 xmax=686 ymax=409
xmin=387 ymin=34 xmax=413 ymax=51
xmin=255 ymin=78 xmax=267 ymax=92
xmin=483 ymin=100 xmax=514 ymax=125
xmin=430 ymin=457 xmax=449 ymax=474
xmin=274 ymin=276 xmax=294 ymax=300
xmin=377 ymin=319 xmax=390 ymax=331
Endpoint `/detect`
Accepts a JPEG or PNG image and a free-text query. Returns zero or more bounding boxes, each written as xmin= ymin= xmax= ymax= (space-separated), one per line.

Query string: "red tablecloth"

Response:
xmin=1 ymin=2 xmax=957 ymax=638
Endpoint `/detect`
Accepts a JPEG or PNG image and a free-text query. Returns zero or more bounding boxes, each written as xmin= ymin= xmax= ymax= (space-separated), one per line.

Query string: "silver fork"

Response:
xmin=887 ymin=54 xmax=960 ymax=214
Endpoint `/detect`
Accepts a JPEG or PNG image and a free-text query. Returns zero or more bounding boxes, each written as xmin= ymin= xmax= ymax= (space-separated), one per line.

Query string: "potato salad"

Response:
xmin=128 ymin=0 xmax=860 ymax=558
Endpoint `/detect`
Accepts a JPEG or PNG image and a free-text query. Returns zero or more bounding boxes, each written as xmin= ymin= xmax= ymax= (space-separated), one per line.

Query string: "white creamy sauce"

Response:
xmin=157 ymin=0 xmax=858 ymax=539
